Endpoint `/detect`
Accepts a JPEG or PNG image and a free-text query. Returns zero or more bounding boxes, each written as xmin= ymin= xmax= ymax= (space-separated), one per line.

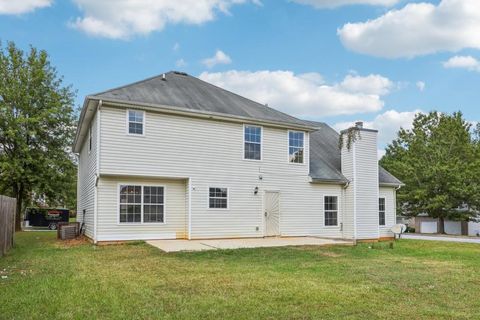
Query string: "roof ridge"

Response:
xmin=90 ymin=71 xmax=178 ymax=97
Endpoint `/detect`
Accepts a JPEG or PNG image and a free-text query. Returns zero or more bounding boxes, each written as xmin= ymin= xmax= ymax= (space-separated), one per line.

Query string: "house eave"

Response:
xmin=89 ymin=96 xmax=317 ymax=131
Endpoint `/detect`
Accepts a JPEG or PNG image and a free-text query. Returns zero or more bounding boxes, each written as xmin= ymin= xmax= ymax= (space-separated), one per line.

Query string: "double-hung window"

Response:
xmin=144 ymin=186 xmax=165 ymax=223
xmin=119 ymin=185 xmax=142 ymax=223
xmin=119 ymin=185 xmax=165 ymax=223
xmin=244 ymin=125 xmax=262 ymax=160
xmin=209 ymin=187 xmax=228 ymax=209
xmin=289 ymin=131 xmax=304 ymax=164
xmin=324 ymin=196 xmax=338 ymax=226
xmin=127 ymin=110 xmax=144 ymax=135
xmin=379 ymin=198 xmax=386 ymax=226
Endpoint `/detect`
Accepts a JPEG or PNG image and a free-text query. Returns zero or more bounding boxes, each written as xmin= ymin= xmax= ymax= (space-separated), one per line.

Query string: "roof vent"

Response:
xmin=355 ymin=121 xmax=363 ymax=129
xmin=161 ymin=73 xmax=166 ymax=81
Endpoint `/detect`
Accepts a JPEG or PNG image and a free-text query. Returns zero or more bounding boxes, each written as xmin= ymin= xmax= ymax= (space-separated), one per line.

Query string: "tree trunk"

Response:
xmin=438 ymin=216 xmax=445 ymax=234
xmin=14 ymin=184 xmax=24 ymax=232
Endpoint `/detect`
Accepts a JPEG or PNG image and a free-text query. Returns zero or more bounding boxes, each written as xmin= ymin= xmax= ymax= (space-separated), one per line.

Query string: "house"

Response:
xmin=74 ymin=71 xmax=403 ymax=243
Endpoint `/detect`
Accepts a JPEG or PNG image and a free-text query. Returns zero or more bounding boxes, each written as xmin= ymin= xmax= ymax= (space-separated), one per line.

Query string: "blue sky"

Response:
xmin=1 ymin=0 xmax=479 ymax=153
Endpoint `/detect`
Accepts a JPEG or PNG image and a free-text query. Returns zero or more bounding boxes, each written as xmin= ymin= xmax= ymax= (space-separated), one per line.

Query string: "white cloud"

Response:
xmin=175 ymin=58 xmax=187 ymax=68
xmin=416 ymin=81 xmax=425 ymax=92
xmin=338 ymin=0 xmax=480 ymax=58
xmin=333 ymin=109 xmax=422 ymax=152
xmin=0 ymin=0 xmax=51 ymax=15
xmin=339 ymin=74 xmax=393 ymax=95
xmin=199 ymin=70 xmax=393 ymax=117
xmin=291 ymin=0 xmax=398 ymax=9
xmin=443 ymin=55 xmax=480 ymax=72
xmin=71 ymin=0 xmax=256 ymax=39
xmin=201 ymin=50 xmax=232 ymax=68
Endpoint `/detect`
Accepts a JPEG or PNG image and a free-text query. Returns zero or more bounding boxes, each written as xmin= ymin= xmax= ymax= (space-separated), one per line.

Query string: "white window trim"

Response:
xmin=126 ymin=109 xmax=146 ymax=136
xmin=117 ymin=183 xmax=166 ymax=225
xmin=287 ymin=130 xmax=305 ymax=165
xmin=207 ymin=186 xmax=229 ymax=210
xmin=379 ymin=197 xmax=386 ymax=226
xmin=324 ymin=194 xmax=340 ymax=227
xmin=242 ymin=124 xmax=263 ymax=161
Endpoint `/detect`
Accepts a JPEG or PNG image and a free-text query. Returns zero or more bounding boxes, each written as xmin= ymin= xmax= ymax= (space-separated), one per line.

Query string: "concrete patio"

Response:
xmin=147 ymin=237 xmax=353 ymax=252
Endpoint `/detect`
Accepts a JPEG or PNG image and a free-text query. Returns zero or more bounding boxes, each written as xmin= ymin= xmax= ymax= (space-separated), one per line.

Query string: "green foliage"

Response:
xmin=380 ymin=111 xmax=479 ymax=223
xmin=338 ymin=127 xmax=361 ymax=150
xmin=0 ymin=41 xmax=77 ymax=228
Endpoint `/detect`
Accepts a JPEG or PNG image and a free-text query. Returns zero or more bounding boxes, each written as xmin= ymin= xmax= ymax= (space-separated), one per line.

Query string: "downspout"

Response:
xmin=341 ymin=180 xmax=350 ymax=237
xmin=188 ymin=178 xmax=192 ymax=240
xmin=94 ymin=100 xmax=102 ymax=244
xmin=352 ymin=143 xmax=357 ymax=243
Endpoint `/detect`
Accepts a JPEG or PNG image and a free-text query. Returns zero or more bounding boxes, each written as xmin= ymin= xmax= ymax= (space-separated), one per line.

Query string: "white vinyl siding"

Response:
xmin=77 ymin=111 xmax=97 ymax=239
xmin=99 ymin=105 xmax=351 ymax=240
xmin=379 ymin=187 xmax=396 ymax=237
xmin=97 ymin=177 xmax=186 ymax=241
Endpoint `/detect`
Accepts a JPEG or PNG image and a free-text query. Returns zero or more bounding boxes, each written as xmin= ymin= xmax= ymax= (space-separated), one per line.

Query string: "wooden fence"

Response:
xmin=0 ymin=195 xmax=16 ymax=257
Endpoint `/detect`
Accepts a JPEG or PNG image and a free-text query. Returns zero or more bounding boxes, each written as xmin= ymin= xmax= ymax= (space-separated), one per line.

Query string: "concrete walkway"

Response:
xmin=402 ymin=234 xmax=480 ymax=244
xmin=147 ymin=237 xmax=353 ymax=252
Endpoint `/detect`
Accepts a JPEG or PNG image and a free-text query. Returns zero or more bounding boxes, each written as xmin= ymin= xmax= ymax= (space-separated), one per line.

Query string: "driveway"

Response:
xmin=402 ymin=234 xmax=480 ymax=244
xmin=147 ymin=237 xmax=353 ymax=252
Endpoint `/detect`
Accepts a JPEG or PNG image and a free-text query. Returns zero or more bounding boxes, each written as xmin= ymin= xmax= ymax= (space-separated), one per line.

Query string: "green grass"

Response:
xmin=1 ymin=233 xmax=480 ymax=319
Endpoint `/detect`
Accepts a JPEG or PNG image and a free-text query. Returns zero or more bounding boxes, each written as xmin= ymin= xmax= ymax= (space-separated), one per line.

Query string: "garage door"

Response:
xmin=421 ymin=221 xmax=438 ymax=233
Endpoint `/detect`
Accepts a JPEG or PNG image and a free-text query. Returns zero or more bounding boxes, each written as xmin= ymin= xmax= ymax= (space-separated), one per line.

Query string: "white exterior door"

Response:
xmin=264 ymin=191 xmax=280 ymax=237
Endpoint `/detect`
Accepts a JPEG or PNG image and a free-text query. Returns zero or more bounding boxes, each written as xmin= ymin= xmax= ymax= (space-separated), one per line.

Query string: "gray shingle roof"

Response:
xmin=304 ymin=120 xmax=402 ymax=186
xmin=87 ymin=71 xmax=401 ymax=186
xmin=90 ymin=71 xmax=308 ymax=127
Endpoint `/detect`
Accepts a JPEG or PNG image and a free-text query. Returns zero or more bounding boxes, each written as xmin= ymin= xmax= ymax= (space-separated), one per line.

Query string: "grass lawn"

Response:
xmin=1 ymin=233 xmax=480 ymax=319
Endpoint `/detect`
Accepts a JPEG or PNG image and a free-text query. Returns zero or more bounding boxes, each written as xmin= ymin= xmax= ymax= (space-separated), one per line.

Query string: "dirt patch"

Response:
xmin=318 ymin=251 xmax=344 ymax=258
xmin=54 ymin=237 xmax=90 ymax=248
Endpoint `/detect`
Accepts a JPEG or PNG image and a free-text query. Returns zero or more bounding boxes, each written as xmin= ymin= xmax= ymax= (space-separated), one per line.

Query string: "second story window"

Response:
xmin=288 ymin=131 xmax=304 ymax=164
xmin=127 ymin=110 xmax=144 ymax=135
xmin=244 ymin=125 xmax=262 ymax=160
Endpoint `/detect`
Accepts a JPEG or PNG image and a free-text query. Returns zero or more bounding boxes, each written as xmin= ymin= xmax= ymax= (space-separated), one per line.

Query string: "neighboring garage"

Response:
xmin=415 ymin=216 xmax=469 ymax=235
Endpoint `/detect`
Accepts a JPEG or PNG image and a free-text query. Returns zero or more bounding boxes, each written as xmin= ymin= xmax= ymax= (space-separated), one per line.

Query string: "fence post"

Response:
xmin=0 ymin=195 xmax=16 ymax=257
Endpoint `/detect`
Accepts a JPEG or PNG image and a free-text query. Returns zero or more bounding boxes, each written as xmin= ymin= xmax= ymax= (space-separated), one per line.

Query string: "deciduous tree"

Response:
xmin=380 ymin=112 xmax=479 ymax=233
xmin=0 ymin=41 xmax=77 ymax=231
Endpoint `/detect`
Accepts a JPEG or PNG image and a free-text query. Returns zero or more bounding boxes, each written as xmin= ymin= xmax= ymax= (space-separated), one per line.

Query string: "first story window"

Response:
xmin=379 ymin=197 xmax=386 ymax=226
xmin=209 ymin=187 xmax=228 ymax=209
xmin=289 ymin=131 xmax=305 ymax=164
xmin=119 ymin=185 xmax=164 ymax=223
xmin=127 ymin=110 xmax=144 ymax=135
xmin=324 ymin=196 xmax=338 ymax=226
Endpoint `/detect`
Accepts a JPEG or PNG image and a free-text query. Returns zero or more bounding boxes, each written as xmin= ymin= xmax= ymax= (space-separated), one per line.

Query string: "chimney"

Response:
xmin=340 ymin=124 xmax=379 ymax=240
